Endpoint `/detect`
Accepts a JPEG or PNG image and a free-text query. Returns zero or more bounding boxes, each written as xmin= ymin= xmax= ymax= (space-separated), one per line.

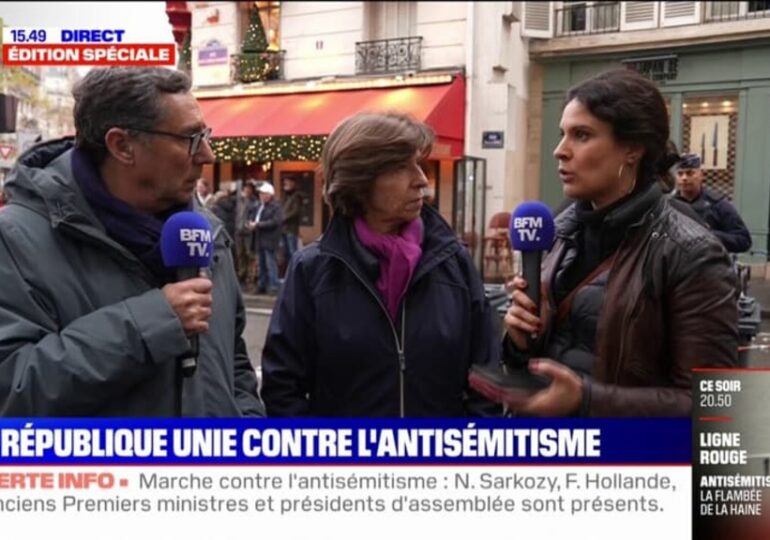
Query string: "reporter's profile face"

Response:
xmin=554 ymin=99 xmax=635 ymax=208
xmin=134 ymin=92 xmax=215 ymax=213
xmin=675 ymin=168 xmax=704 ymax=201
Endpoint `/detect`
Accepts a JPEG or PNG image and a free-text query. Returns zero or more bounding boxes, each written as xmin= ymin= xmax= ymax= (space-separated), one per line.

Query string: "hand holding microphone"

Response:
xmin=160 ymin=211 xmax=214 ymax=377
xmin=162 ymin=279 xmax=213 ymax=335
xmin=504 ymin=201 xmax=555 ymax=350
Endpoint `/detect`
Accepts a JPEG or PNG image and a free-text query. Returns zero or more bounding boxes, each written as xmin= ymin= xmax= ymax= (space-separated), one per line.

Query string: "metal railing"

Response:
xmin=231 ymin=50 xmax=285 ymax=84
xmin=554 ymin=2 xmax=620 ymax=37
xmin=355 ymin=36 xmax=422 ymax=75
xmin=705 ymin=1 xmax=770 ymax=22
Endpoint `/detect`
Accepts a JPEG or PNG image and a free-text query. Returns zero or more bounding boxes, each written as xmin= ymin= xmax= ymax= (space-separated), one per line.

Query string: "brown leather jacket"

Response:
xmin=540 ymin=188 xmax=738 ymax=416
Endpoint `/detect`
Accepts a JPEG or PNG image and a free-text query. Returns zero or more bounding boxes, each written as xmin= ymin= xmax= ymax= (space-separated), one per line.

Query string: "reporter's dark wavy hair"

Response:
xmin=565 ymin=69 xmax=680 ymax=188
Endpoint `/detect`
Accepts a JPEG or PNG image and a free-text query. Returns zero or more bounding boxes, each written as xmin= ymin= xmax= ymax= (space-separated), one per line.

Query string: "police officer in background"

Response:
xmin=674 ymin=153 xmax=752 ymax=253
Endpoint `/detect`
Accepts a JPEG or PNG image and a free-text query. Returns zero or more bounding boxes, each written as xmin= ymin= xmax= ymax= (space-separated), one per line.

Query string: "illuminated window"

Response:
xmin=257 ymin=2 xmax=281 ymax=51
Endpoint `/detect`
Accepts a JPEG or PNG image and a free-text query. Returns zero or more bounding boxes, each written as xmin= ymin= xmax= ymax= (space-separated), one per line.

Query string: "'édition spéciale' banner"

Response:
xmin=1 ymin=27 xmax=175 ymax=66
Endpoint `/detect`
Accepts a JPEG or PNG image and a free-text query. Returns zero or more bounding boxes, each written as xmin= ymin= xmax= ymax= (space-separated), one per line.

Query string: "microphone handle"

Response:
xmin=176 ymin=267 xmax=201 ymax=378
xmin=181 ymin=340 xmax=197 ymax=378
xmin=521 ymin=251 xmax=542 ymax=317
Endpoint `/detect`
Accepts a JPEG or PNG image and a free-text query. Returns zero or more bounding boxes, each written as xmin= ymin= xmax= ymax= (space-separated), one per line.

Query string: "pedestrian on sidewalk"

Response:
xmin=235 ymin=180 xmax=258 ymax=288
xmin=280 ymin=175 xmax=303 ymax=271
xmin=260 ymin=112 xmax=501 ymax=417
xmin=249 ymin=182 xmax=283 ymax=295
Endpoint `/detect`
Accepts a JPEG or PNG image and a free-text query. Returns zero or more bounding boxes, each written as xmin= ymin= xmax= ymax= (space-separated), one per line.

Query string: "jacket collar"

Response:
xmin=556 ymin=182 xmax=664 ymax=239
xmin=6 ymin=138 xmax=223 ymax=283
xmin=319 ymin=204 xmax=461 ymax=284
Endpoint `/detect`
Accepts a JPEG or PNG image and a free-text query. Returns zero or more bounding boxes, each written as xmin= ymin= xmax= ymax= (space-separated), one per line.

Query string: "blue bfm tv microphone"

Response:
xmin=160 ymin=211 xmax=214 ymax=377
xmin=509 ymin=201 xmax=556 ymax=316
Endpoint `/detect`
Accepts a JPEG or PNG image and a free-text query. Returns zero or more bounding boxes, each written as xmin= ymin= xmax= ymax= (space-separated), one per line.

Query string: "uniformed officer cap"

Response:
xmin=678 ymin=153 xmax=702 ymax=169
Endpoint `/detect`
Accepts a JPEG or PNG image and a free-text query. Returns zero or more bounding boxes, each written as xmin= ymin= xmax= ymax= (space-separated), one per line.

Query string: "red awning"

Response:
xmin=198 ymin=76 xmax=465 ymax=158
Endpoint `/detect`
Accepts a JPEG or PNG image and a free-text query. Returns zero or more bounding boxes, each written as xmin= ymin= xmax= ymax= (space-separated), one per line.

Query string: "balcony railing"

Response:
xmin=355 ymin=36 xmax=422 ymax=75
xmin=231 ymin=50 xmax=285 ymax=84
xmin=705 ymin=1 xmax=770 ymax=22
xmin=555 ymin=2 xmax=620 ymax=37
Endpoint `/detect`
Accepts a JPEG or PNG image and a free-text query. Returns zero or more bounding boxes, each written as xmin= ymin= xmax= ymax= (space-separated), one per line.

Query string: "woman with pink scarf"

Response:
xmin=261 ymin=113 xmax=502 ymax=417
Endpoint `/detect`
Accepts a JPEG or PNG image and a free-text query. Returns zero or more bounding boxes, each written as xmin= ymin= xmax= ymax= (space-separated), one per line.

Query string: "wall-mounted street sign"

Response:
xmin=482 ymin=131 xmax=504 ymax=149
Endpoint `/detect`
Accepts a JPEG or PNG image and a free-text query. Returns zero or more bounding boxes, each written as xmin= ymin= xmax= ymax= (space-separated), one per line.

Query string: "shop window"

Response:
xmin=681 ymin=95 xmax=739 ymax=200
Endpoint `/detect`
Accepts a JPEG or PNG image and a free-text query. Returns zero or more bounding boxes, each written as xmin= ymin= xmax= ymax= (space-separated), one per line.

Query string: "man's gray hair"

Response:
xmin=72 ymin=67 xmax=192 ymax=163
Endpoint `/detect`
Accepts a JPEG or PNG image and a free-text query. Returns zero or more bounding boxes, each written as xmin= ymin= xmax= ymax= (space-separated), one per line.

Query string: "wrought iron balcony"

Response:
xmin=231 ymin=50 xmax=285 ymax=84
xmin=355 ymin=36 xmax=422 ymax=75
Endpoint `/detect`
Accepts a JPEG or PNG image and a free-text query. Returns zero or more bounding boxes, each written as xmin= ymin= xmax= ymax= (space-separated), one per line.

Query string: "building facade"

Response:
xmin=522 ymin=0 xmax=770 ymax=260
xmin=180 ymin=1 xmax=530 ymax=281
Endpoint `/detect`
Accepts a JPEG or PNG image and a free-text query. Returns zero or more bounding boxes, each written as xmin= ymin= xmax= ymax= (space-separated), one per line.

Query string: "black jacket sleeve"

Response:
xmin=712 ymin=199 xmax=751 ymax=253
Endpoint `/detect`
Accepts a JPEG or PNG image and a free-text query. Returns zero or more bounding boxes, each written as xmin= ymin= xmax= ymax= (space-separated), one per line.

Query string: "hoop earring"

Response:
xmin=618 ymin=163 xmax=636 ymax=194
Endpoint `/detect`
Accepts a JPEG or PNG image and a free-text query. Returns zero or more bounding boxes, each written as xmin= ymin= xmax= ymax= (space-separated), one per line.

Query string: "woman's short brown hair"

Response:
xmin=321 ymin=112 xmax=434 ymax=218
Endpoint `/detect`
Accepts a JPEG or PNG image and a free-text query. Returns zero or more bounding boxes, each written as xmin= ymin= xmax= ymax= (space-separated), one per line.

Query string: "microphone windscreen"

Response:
xmin=509 ymin=201 xmax=556 ymax=252
xmin=160 ymin=211 xmax=214 ymax=268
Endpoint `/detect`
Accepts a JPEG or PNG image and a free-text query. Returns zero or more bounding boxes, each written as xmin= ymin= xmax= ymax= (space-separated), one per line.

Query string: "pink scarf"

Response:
xmin=353 ymin=217 xmax=423 ymax=321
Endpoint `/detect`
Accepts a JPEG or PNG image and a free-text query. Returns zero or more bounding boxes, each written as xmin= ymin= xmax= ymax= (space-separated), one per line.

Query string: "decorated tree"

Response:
xmin=237 ymin=8 xmax=272 ymax=83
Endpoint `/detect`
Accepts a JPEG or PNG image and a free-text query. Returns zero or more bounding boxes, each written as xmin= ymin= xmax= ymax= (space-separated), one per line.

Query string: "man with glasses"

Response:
xmin=0 ymin=67 xmax=264 ymax=417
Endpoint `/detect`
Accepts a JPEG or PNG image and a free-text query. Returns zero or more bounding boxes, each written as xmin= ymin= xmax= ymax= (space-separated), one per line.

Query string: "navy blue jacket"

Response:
xmin=261 ymin=205 xmax=502 ymax=417
xmin=675 ymin=188 xmax=751 ymax=253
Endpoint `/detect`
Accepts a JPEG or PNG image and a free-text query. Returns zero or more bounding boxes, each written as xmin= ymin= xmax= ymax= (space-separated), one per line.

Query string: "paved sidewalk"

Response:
xmin=748 ymin=279 xmax=770 ymax=318
xmin=242 ymin=293 xmax=277 ymax=311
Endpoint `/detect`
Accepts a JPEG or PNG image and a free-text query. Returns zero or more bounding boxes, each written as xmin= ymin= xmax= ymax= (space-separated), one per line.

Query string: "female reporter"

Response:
xmin=260 ymin=112 xmax=501 ymax=417
xmin=492 ymin=69 xmax=738 ymax=417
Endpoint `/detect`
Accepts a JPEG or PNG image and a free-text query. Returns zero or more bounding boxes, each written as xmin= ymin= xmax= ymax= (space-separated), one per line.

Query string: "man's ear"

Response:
xmin=104 ymin=127 xmax=135 ymax=166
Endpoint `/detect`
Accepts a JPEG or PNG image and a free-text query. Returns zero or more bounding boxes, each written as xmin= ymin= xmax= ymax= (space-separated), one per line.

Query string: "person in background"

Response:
xmin=210 ymin=182 xmax=238 ymax=244
xmin=235 ymin=180 xmax=258 ymax=289
xmin=0 ymin=67 xmax=263 ymax=416
xmin=673 ymin=153 xmax=752 ymax=253
xmin=250 ymin=182 xmax=283 ymax=295
xmin=260 ymin=112 xmax=501 ymax=417
xmin=195 ymin=177 xmax=213 ymax=207
xmin=281 ymin=175 xmax=303 ymax=263
xmin=487 ymin=69 xmax=737 ymax=417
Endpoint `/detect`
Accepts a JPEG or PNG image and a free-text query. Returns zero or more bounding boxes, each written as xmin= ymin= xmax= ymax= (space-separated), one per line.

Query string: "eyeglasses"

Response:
xmin=126 ymin=126 xmax=213 ymax=156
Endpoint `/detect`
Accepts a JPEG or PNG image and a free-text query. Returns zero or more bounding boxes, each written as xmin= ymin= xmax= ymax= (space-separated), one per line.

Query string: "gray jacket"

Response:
xmin=0 ymin=139 xmax=264 ymax=417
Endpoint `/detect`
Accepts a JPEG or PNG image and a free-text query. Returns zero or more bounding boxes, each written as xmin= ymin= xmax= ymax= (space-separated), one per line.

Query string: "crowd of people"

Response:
xmin=0 ymin=66 xmax=752 ymax=418
xmin=193 ymin=174 xmax=303 ymax=296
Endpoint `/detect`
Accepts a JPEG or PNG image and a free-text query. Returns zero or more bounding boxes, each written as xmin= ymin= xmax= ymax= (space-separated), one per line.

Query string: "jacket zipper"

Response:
xmin=327 ymin=253 xmax=407 ymax=417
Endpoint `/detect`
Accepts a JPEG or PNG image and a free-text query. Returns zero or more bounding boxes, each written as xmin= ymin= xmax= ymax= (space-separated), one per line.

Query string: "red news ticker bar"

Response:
xmin=2 ymin=44 xmax=176 ymax=66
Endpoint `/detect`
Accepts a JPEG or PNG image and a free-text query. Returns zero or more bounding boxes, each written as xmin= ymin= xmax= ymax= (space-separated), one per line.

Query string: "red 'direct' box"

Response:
xmin=2 ymin=44 xmax=176 ymax=66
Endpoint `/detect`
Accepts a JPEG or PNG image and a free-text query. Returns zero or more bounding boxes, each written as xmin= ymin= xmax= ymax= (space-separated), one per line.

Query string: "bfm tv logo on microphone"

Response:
xmin=180 ymin=229 xmax=212 ymax=258
xmin=512 ymin=216 xmax=545 ymax=243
